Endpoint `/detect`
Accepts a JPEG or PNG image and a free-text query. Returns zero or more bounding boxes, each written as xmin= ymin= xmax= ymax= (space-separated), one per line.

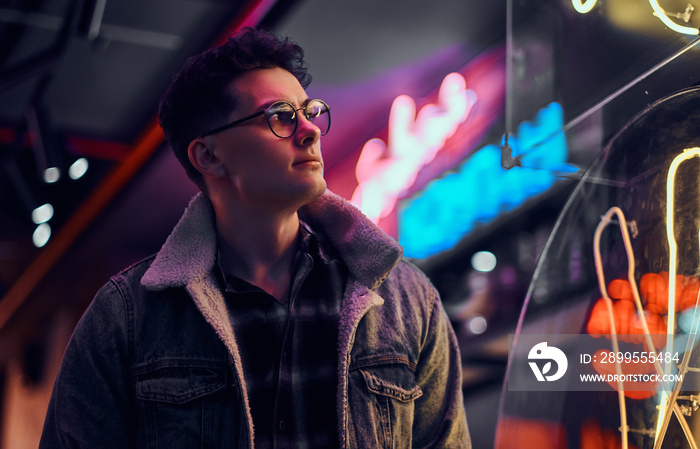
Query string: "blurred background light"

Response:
xmin=43 ymin=167 xmax=61 ymax=184
xmin=32 ymin=224 xmax=51 ymax=248
xmin=68 ymin=158 xmax=89 ymax=180
xmin=31 ymin=204 xmax=54 ymax=225
xmin=468 ymin=315 xmax=488 ymax=334
xmin=472 ymin=251 xmax=497 ymax=272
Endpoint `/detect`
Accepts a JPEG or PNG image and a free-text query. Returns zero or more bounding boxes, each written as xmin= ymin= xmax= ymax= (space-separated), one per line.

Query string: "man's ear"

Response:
xmin=188 ymin=138 xmax=226 ymax=179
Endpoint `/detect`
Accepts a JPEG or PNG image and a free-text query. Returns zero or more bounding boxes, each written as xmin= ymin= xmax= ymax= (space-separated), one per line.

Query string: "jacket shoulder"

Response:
xmin=386 ymin=259 xmax=436 ymax=292
xmin=89 ymin=255 xmax=158 ymax=305
xmin=377 ymin=258 xmax=439 ymax=312
xmin=110 ymin=255 xmax=157 ymax=285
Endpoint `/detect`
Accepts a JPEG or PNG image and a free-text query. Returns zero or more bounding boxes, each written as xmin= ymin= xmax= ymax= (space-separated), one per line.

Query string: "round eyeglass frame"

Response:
xmin=199 ymin=99 xmax=331 ymax=139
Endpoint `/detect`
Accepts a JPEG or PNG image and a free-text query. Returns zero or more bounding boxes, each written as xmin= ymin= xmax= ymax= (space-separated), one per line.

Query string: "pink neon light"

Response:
xmin=351 ymin=73 xmax=478 ymax=222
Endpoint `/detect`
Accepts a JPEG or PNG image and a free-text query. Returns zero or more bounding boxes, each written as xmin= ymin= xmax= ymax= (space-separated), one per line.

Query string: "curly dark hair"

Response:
xmin=158 ymin=27 xmax=311 ymax=190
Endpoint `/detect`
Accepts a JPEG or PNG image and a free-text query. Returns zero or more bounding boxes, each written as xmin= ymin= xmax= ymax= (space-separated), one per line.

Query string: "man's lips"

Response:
xmin=293 ymin=157 xmax=322 ymax=167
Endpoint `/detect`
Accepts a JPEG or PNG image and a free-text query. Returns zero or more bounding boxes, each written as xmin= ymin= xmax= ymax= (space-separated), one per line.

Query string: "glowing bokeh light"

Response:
xmin=31 ymin=203 xmax=54 ymax=224
xmin=468 ymin=316 xmax=488 ymax=335
xmin=69 ymin=158 xmax=89 ymax=180
xmin=32 ymin=223 xmax=51 ymax=247
xmin=471 ymin=251 xmax=497 ymax=272
xmin=43 ymin=167 xmax=61 ymax=183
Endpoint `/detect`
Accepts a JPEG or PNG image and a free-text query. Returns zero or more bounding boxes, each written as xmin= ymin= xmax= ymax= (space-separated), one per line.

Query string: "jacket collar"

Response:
xmin=141 ymin=190 xmax=403 ymax=291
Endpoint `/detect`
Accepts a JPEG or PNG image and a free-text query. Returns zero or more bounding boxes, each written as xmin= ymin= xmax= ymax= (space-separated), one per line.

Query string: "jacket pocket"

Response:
xmin=136 ymin=366 xmax=227 ymax=403
xmin=348 ymin=361 xmax=423 ymax=448
xmin=134 ymin=363 xmax=242 ymax=448
xmin=361 ymin=369 xmax=423 ymax=402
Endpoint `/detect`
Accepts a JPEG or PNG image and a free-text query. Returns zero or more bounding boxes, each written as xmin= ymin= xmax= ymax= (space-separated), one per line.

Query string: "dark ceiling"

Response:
xmin=0 ymin=0 xmax=290 ymax=139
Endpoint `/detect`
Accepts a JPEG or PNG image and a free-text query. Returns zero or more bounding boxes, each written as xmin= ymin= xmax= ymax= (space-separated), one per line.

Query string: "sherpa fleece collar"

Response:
xmin=141 ymin=190 xmax=403 ymax=292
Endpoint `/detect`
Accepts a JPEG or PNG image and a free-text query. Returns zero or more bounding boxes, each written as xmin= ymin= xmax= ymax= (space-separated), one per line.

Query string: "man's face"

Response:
xmin=209 ymin=67 xmax=326 ymax=209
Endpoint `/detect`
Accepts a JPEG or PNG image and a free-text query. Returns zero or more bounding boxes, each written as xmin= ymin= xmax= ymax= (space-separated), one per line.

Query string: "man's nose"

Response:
xmin=294 ymin=114 xmax=321 ymax=147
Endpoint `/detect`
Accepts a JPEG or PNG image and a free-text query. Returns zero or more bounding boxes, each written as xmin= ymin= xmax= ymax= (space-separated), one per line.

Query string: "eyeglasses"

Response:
xmin=200 ymin=99 xmax=331 ymax=139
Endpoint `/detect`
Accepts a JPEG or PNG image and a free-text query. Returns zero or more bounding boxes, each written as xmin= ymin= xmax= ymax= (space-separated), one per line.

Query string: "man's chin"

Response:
xmin=277 ymin=178 xmax=324 ymax=206
xmin=304 ymin=179 xmax=327 ymax=203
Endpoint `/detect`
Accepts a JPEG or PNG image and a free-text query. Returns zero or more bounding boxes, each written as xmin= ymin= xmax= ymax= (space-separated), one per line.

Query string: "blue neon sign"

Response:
xmin=398 ymin=102 xmax=576 ymax=258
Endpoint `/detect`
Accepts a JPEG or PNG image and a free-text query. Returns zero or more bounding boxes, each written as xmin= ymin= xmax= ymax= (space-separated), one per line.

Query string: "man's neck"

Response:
xmin=215 ymin=202 xmax=301 ymax=303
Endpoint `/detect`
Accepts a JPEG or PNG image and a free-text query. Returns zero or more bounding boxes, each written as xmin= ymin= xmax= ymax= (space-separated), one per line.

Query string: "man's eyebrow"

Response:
xmin=256 ymin=98 xmax=311 ymax=110
xmin=257 ymin=100 xmax=278 ymax=110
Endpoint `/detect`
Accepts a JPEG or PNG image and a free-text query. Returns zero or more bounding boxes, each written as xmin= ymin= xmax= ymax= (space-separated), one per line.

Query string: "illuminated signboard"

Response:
xmin=343 ymin=51 xmax=576 ymax=259
xmin=398 ymin=102 xmax=577 ymax=259
xmin=351 ymin=72 xmax=478 ymax=223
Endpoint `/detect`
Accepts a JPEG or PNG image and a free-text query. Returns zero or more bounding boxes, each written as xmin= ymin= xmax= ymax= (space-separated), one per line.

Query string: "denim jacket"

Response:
xmin=40 ymin=190 xmax=470 ymax=448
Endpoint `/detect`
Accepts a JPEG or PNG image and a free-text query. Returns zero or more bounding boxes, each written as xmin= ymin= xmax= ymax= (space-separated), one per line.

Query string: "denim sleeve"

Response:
xmin=39 ymin=279 xmax=136 ymax=449
xmin=413 ymin=289 xmax=472 ymax=448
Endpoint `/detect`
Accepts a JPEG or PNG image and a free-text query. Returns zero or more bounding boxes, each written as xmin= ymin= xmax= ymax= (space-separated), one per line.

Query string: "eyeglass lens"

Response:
xmin=266 ymin=100 xmax=330 ymax=138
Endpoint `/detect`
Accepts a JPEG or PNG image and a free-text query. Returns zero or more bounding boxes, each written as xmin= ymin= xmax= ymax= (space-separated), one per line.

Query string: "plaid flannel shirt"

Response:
xmin=218 ymin=223 xmax=346 ymax=449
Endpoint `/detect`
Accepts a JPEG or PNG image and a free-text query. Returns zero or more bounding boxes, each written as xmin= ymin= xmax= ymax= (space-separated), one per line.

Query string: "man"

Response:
xmin=40 ymin=27 xmax=470 ymax=448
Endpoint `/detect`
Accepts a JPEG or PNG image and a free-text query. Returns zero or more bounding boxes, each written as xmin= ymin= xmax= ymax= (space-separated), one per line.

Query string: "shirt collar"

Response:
xmin=216 ymin=220 xmax=337 ymax=294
